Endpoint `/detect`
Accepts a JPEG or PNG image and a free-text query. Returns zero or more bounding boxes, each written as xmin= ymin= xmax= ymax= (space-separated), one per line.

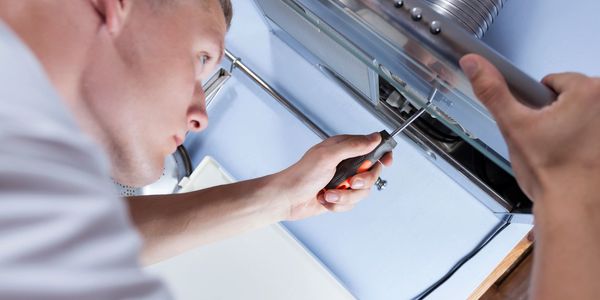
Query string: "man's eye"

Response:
xmin=200 ymin=54 xmax=210 ymax=66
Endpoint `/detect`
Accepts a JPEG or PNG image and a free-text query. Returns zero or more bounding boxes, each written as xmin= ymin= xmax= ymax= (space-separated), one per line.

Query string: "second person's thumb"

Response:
xmin=460 ymin=54 xmax=522 ymax=126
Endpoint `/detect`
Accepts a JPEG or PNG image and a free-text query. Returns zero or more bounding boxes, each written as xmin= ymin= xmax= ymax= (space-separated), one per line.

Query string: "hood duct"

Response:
xmin=422 ymin=0 xmax=505 ymax=38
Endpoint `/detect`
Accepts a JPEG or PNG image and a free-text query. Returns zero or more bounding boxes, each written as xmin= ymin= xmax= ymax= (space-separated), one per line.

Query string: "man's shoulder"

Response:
xmin=0 ymin=21 xmax=78 ymax=132
xmin=0 ymin=21 xmax=171 ymax=300
xmin=0 ymin=21 xmax=123 ymax=226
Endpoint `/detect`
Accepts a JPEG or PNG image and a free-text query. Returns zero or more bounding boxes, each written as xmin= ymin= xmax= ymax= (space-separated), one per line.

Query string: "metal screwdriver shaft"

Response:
xmin=326 ymin=90 xmax=436 ymax=190
xmin=390 ymin=102 xmax=433 ymax=137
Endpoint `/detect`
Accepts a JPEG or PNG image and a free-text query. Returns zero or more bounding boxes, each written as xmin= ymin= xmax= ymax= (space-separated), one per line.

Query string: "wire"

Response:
xmin=412 ymin=215 xmax=512 ymax=300
xmin=176 ymin=145 xmax=193 ymax=177
xmin=414 ymin=118 xmax=461 ymax=143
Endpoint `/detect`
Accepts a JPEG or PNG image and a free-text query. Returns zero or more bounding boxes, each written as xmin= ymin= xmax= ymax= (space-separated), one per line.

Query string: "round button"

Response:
xmin=411 ymin=7 xmax=423 ymax=21
xmin=394 ymin=1 xmax=404 ymax=8
xmin=430 ymin=20 xmax=442 ymax=34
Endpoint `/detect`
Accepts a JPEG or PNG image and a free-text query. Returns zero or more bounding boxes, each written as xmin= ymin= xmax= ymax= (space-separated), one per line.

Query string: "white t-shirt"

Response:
xmin=0 ymin=22 xmax=171 ymax=299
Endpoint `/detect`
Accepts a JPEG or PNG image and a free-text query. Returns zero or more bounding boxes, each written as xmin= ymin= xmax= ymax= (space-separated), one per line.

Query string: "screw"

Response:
xmin=375 ymin=177 xmax=388 ymax=191
xmin=411 ymin=7 xmax=423 ymax=21
xmin=430 ymin=20 xmax=442 ymax=34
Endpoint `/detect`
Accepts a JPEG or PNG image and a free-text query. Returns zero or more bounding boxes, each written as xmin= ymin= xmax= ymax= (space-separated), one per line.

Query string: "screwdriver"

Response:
xmin=325 ymin=101 xmax=433 ymax=190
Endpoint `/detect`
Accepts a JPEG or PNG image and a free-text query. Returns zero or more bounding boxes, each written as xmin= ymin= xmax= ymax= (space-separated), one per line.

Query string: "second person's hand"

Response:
xmin=459 ymin=54 xmax=600 ymax=206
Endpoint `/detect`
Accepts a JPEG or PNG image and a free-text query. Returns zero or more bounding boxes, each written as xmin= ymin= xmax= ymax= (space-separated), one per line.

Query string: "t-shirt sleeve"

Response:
xmin=0 ymin=22 xmax=171 ymax=300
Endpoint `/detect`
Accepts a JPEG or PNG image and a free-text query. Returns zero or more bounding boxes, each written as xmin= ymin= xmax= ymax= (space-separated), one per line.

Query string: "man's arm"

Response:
xmin=129 ymin=133 xmax=392 ymax=264
xmin=460 ymin=54 xmax=600 ymax=299
xmin=128 ymin=175 xmax=284 ymax=264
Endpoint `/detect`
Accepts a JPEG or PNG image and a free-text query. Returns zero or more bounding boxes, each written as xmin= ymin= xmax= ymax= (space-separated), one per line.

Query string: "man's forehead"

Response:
xmin=159 ymin=0 xmax=228 ymax=30
xmin=190 ymin=0 xmax=228 ymax=37
xmin=162 ymin=0 xmax=227 ymax=54
xmin=194 ymin=7 xmax=226 ymax=58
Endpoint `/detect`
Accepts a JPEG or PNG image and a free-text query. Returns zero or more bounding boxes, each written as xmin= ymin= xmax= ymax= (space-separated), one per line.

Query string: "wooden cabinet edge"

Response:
xmin=468 ymin=230 xmax=533 ymax=299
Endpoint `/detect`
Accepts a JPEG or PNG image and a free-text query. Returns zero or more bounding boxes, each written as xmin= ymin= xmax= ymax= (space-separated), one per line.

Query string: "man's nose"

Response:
xmin=187 ymin=87 xmax=209 ymax=132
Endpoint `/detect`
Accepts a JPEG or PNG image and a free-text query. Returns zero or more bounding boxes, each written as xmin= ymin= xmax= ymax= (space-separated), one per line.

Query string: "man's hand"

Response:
xmin=460 ymin=54 xmax=600 ymax=204
xmin=460 ymin=54 xmax=600 ymax=300
xmin=273 ymin=133 xmax=393 ymax=221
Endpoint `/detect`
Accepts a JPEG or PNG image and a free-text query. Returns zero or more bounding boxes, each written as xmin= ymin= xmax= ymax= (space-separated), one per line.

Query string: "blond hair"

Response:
xmin=152 ymin=0 xmax=233 ymax=29
xmin=218 ymin=0 xmax=233 ymax=29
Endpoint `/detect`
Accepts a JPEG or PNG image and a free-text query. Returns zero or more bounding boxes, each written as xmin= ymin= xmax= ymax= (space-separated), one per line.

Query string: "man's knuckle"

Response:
xmin=542 ymin=74 xmax=556 ymax=83
xmin=475 ymin=80 xmax=501 ymax=105
xmin=362 ymin=170 xmax=378 ymax=183
xmin=314 ymin=152 xmax=330 ymax=165
xmin=347 ymin=138 xmax=365 ymax=150
xmin=590 ymin=79 xmax=600 ymax=97
xmin=331 ymin=135 xmax=351 ymax=145
xmin=305 ymin=146 xmax=319 ymax=158
xmin=499 ymin=126 xmax=517 ymax=143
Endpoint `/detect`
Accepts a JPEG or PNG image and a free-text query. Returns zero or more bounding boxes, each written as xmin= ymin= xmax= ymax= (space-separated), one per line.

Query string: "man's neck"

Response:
xmin=0 ymin=1 xmax=113 ymax=157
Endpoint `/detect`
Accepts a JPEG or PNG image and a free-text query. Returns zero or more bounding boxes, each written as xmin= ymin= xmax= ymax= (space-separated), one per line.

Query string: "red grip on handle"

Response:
xmin=325 ymin=130 xmax=397 ymax=190
xmin=335 ymin=160 xmax=374 ymax=189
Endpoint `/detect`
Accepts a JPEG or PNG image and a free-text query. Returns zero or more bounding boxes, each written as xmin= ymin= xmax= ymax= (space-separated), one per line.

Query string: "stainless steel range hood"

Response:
xmin=253 ymin=0 xmax=556 ymax=222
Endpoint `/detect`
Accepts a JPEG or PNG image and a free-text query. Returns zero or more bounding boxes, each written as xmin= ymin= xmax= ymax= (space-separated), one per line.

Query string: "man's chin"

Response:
xmin=111 ymin=163 xmax=164 ymax=188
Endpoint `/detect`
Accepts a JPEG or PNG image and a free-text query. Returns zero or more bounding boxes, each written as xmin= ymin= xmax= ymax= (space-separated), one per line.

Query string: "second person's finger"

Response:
xmin=460 ymin=54 xmax=530 ymax=127
xmin=542 ymin=72 xmax=588 ymax=94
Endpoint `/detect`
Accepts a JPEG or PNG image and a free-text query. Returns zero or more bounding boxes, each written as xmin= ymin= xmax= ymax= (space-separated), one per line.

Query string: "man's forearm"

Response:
xmin=531 ymin=190 xmax=600 ymax=299
xmin=127 ymin=174 xmax=288 ymax=264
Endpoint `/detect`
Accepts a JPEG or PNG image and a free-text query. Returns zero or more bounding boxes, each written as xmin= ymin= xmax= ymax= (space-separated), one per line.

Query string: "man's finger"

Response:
xmin=460 ymin=54 xmax=528 ymax=127
xmin=349 ymin=162 xmax=383 ymax=190
xmin=323 ymin=188 xmax=370 ymax=206
xmin=542 ymin=72 xmax=588 ymax=94
xmin=325 ymin=203 xmax=356 ymax=213
xmin=322 ymin=133 xmax=381 ymax=164
xmin=379 ymin=152 xmax=393 ymax=167
xmin=320 ymin=134 xmax=354 ymax=145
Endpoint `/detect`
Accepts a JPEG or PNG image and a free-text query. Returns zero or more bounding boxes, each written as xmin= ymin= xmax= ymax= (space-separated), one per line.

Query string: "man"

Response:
xmin=0 ymin=0 xmax=598 ymax=299
xmin=0 ymin=0 xmax=390 ymax=299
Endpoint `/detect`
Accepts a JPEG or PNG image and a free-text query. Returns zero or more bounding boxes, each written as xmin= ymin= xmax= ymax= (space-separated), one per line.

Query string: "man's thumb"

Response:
xmin=460 ymin=54 xmax=522 ymax=125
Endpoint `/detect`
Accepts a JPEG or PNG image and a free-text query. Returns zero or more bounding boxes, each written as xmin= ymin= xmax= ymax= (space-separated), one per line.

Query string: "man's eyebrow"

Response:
xmin=215 ymin=37 xmax=226 ymax=62
xmin=216 ymin=44 xmax=224 ymax=63
xmin=205 ymin=36 xmax=224 ymax=63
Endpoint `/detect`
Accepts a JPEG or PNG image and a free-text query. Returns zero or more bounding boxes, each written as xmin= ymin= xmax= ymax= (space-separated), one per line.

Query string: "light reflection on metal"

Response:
xmin=203 ymin=68 xmax=232 ymax=109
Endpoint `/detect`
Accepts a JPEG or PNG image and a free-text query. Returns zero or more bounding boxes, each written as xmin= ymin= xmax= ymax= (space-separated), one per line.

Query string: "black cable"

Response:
xmin=412 ymin=215 xmax=512 ymax=300
xmin=176 ymin=145 xmax=193 ymax=177
xmin=414 ymin=118 xmax=461 ymax=144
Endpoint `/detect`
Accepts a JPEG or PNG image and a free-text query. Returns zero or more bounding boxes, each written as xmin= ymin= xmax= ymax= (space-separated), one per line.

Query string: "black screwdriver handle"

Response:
xmin=325 ymin=131 xmax=397 ymax=190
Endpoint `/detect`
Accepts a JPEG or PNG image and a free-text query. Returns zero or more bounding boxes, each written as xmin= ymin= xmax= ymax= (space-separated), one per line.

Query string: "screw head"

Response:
xmin=410 ymin=7 xmax=423 ymax=21
xmin=375 ymin=178 xmax=388 ymax=191
xmin=394 ymin=1 xmax=404 ymax=8
xmin=430 ymin=20 xmax=442 ymax=34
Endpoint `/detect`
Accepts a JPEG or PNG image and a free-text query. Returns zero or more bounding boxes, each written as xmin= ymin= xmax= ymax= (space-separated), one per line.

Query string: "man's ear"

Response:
xmin=91 ymin=0 xmax=133 ymax=35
